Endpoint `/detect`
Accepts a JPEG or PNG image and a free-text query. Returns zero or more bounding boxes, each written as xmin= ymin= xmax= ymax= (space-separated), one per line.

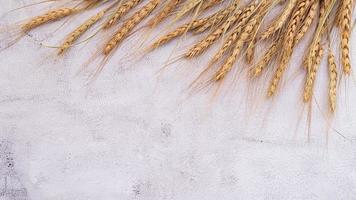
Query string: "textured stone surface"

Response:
xmin=0 ymin=1 xmax=356 ymax=199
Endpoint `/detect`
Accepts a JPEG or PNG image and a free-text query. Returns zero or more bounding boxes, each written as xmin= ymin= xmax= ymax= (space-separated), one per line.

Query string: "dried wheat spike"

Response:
xmin=294 ymin=0 xmax=319 ymax=43
xmin=250 ymin=41 xmax=279 ymax=77
xmin=150 ymin=7 xmax=229 ymax=50
xmin=21 ymin=8 xmax=76 ymax=32
xmin=339 ymin=0 xmax=352 ymax=75
xmin=302 ymin=0 xmax=328 ymax=71
xmin=58 ymin=10 xmax=105 ymax=55
xmin=328 ymin=50 xmax=337 ymax=112
xmin=303 ymin=43 xmax=323 ymax=102
xmin=147 ymin=0 xmax=180 ymax=27
xmin=186 ymin=5 xmax=248 ymax=58
xmin=150 ymin=18 xmax=209 ymax=49
xmin=246 ymin=39 xmax=256 ymax=64
xmin=260 ymin=0 xmax=298 ymax=40
xmin=103 ymin=0 xmax=142 ymax=29
xmin=243 ymin=0 xmax=276 ymax=64
xmin=268 ymin=0 xmax=311 ymax=97
xmin=243 ymin=7 xmax=269 ymax=64
xmin=176 ymin=0 xmax=203 ymax=19
xmin=211 ymin=0 xmax=276 ymax=62
xmin=201 ymin=0 xmax=224 ymax=11
xmin=214 ymin=18 xmax=257 ymax=81
xmin=210 ymin=3 xmax=257 ymax=63
xmin=194 ymin=1 xmax=239 ymax=34
xmin=104 ymin=0 xmax=160 ymax=55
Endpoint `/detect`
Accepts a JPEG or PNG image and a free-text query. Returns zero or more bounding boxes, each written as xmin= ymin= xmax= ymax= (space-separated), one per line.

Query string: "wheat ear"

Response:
xmin=246 ymin=38 xmax=256 ymax=64
xmin=104 ymin=0 xmax=160 ymax=55
xmin=185 ymin=6 xmax=246 ymax=58
xmin=268 ymin=0 xmax=311 ymax=97
xmin=103 ymin=0 xmax=142 ymax=29
xmin=303 ymin=43 xmax=323 ymax=102
xmin=150 ymin=7 xmax=228 ymax=49
xmin=175 ymin=0 xmax=203 ymax=20
xmin=147 ymin=0 xmax=180 ymax=27
xmin=294 ymin=0 xmax=319 ymax=43
xmin=210 ymin=3 xmax=257 ymax=63
xmin=328 ymin=49 xmax=337 ymax=112
xmin=214 ymin=18 xmax=257 ymax=81
xmin=302 ymin=0 xmax=335 ymax=101
xmin=339 ymin=0 xmax=352 ymax=75
xmin=194 ymin=1 xmax=239 ymax=34
xmin=260 ymin=0 xmax=298 ymax=40
xmin=21 ymin=7 xmax=76 ymax=32
xmin=201 ymin=0 xmax=224 ymax=11
xmin=58 ymin=9 xmax=106 ymax=55
xmin=250 ymin=41 xmax=279 ymax=77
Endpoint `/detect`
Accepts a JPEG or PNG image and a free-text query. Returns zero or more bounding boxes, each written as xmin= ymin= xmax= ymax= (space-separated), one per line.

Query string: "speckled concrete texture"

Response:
xmin=0 ymin=1 xmax=356 ymax=199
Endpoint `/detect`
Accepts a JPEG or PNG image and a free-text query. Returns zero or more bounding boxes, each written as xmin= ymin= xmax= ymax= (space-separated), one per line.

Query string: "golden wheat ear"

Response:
xmin=103 ymin=0 xmax=142 ymax=29
xmin=0 ymin=6 xmax=74 ymax=51
xmin=146 ymin=0 xmax=181 ymax=28
xmin=20 ymin=7 xmax=77 ymax=33
xmin=58 ymin=1 xmax=117 ymax=55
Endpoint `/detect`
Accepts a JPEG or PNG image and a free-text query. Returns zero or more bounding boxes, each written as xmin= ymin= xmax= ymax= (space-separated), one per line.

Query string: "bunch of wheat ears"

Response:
xmin=1 ymin=0 xmax=354 ymax=114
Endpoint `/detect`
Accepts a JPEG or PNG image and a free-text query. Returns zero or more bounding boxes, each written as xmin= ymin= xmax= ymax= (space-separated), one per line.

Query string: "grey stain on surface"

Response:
xmin=0 ymin=141 xmax=28 ymax=200
xmin=161 ymin=123 xmax=172 ymax=137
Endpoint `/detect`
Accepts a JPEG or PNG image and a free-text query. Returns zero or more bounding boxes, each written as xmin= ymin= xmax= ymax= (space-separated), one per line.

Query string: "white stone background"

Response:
xmin=0 ymin=1 xmax=356 ymax=199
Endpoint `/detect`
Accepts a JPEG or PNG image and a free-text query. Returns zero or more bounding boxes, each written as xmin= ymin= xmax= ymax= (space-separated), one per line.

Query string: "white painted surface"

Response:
xmin=0 ymin=1 xmax=356 ymax=199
